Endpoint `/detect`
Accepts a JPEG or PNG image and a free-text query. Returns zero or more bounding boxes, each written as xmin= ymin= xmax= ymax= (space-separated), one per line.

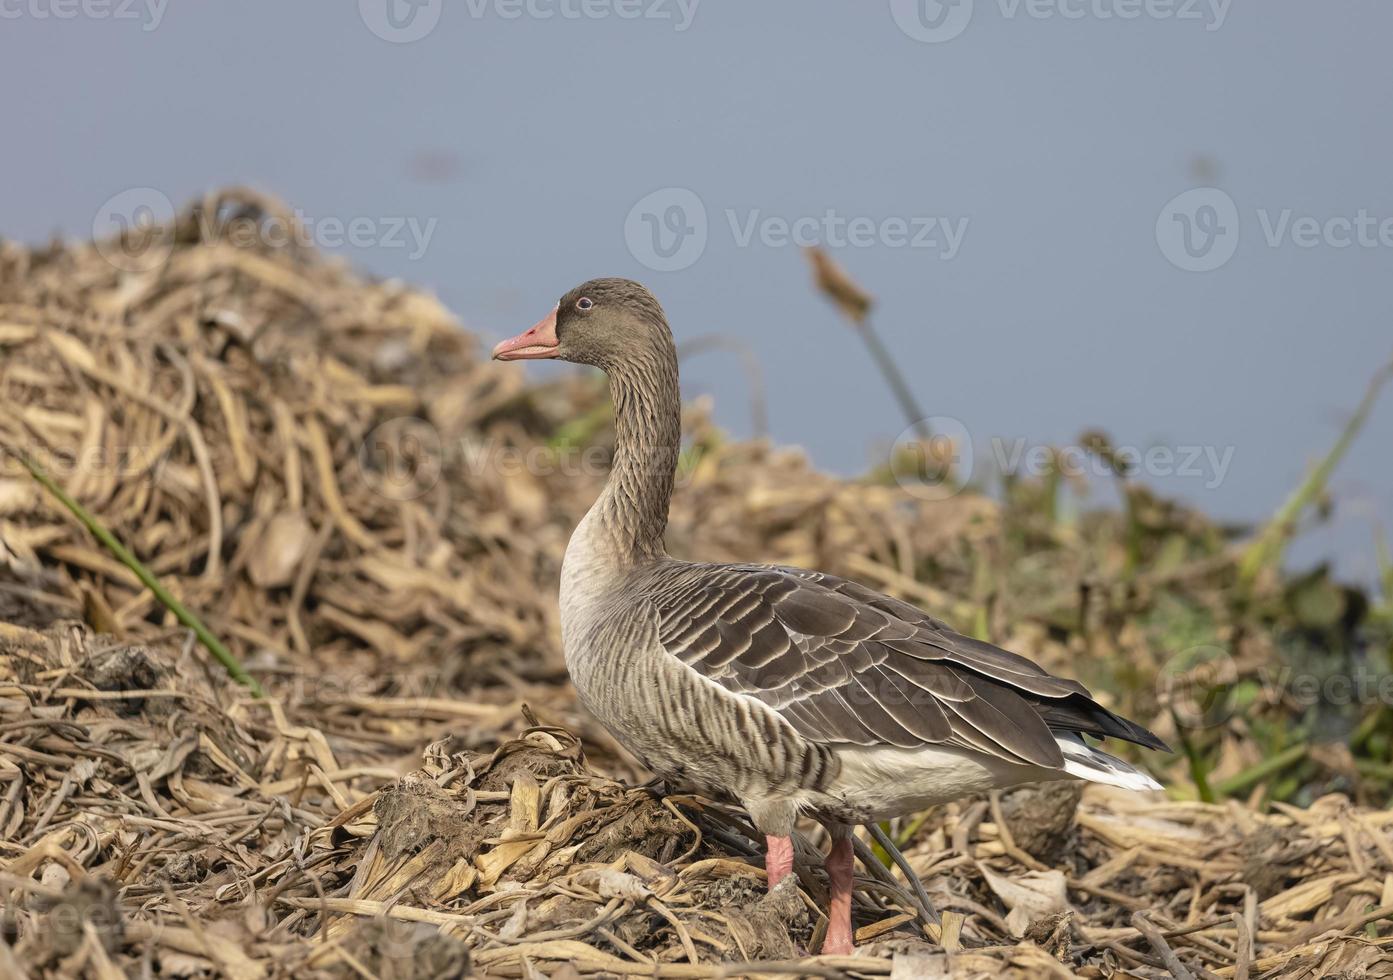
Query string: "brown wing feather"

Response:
xmin=638 ymin=561 xmax=1167 ymax=770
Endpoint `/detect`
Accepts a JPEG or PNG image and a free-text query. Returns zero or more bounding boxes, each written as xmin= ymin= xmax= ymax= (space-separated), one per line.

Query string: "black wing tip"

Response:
xmin=1038 ymin=692 xmax=1172 ymax=753
xmin=1061 ymin=722 xmax=1171 ymax=754
xmin=1107 ymin=715 xmax=1172 ymax=754
xmin=1133 ymin=729 xmax=1173 ymax=754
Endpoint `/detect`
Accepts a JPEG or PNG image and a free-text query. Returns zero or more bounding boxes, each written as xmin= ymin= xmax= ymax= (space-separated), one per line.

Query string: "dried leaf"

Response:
xmin=246 ymin=511 xmax=314 ymax=588
xmin=977 ymin=863 xmax=1069 ymax=937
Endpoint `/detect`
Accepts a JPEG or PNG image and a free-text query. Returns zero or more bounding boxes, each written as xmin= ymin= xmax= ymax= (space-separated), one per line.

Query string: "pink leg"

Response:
xmin=821 ymin=836 xmax=855 ymax=955
xmin=765 ymin=834 xmax=795 ymax=888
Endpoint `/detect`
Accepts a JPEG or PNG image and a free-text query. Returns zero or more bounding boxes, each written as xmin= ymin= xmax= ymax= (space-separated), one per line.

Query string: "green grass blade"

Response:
xmin=1213 ymin=742 xmax=1309 ymax=799
xmin=1174 ymin=713 xmax=1216 ymax=804
xmin=18 ymin=453 xmax=265 ymax=698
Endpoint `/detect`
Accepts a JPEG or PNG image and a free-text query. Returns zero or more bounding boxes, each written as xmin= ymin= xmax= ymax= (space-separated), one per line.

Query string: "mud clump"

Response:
xmin=374 ymin=772 xmax=487 ymax=868
xmin=337 ymin=919 xmax=471 ymax=980
xmin=998 ymin=780 xmax=1085 ymax=864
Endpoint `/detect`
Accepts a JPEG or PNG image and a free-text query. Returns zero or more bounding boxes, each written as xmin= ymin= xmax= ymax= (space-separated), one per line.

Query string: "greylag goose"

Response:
xmin=492 ymin=279 xmax=1167 ymax=956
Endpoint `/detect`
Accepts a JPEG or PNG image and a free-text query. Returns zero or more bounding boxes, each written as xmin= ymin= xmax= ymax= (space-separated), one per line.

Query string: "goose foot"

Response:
xmin=765 ymin=834 xmax=794 ymax=887
xmin=820 ymin=836 xmax=854 ymax=955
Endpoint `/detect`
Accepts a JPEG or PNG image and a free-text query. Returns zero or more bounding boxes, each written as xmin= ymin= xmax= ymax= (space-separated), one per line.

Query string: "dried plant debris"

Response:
xmin=1 ymin=190 xmax=1391 ymax=976
xmin=2 ymin=625 xmax=1391 ymax=978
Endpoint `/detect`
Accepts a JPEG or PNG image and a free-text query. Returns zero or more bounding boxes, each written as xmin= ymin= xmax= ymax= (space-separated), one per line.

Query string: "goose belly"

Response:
xmin=806 ymin=743 xmax=1068 ymax=824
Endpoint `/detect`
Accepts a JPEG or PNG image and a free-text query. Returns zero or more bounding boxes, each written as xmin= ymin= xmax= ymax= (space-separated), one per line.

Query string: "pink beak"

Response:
xmin=492 ymin=306 xmax=560 ymax=361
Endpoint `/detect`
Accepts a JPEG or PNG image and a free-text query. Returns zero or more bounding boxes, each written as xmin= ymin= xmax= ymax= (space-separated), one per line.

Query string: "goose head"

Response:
xmin=491 ymin=278 xmax=670 ymax=371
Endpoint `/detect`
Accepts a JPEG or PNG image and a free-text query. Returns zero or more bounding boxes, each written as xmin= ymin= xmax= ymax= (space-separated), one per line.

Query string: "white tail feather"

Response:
xmin=1056 ymin=733 xmax=1162 ymax=792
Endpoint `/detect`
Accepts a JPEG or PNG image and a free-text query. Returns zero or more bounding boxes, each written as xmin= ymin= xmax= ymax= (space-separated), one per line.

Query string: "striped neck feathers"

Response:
xmin=587 ymin=334 xmax=681 ymax=566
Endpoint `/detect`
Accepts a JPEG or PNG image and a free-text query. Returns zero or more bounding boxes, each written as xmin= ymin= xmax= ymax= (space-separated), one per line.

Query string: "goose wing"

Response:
xmin=638 ymin=561 xmax=1166 ymax=769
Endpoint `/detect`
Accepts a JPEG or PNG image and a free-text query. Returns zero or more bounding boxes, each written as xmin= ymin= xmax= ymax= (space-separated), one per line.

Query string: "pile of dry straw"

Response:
xmin=1 ymin=190 xmax=1390 ymax=978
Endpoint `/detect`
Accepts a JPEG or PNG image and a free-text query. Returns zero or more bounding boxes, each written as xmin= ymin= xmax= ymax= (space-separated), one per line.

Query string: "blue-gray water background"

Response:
xmin=4 ymin=1 xmax=1389 ymax=583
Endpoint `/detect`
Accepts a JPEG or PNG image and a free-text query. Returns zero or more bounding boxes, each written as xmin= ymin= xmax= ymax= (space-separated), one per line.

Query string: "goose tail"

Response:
xmin=1055 ymin=733 xmax=1162 ymax=792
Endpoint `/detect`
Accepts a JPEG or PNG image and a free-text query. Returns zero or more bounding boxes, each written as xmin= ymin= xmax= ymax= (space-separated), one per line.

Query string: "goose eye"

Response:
xmin=576 ymin=297 xmax=594 ymax=311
